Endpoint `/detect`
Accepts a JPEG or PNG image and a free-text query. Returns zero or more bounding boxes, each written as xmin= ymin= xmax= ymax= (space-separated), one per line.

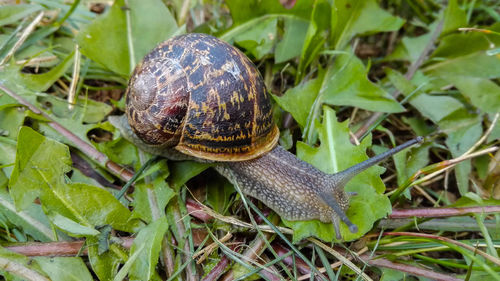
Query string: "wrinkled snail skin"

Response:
xmin=110 ymin=33 xmax=423 ymax=240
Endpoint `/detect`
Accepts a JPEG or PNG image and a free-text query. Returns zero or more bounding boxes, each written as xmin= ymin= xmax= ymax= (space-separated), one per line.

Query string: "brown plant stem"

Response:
xmin=201 ymin=242 xmax=241 ymax=281
xmin=186 ymin=197 xmax=213 ymax=222
xmin=389 ymin=205 xmax=500 ymax=218
xmin=359 ymin=254 xmax=461 ymax=281
xmin=3 ymin=238 xmax=134 ymax=257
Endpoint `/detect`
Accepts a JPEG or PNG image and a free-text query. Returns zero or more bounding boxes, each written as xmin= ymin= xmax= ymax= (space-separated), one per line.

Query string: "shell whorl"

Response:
xmin=126 ymin=33 xmax=279 ymax=161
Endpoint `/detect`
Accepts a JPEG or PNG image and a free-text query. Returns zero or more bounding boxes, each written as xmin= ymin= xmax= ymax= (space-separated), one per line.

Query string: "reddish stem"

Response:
xmin=272 ymin=243 xmax=315 ymax=276
xmin=4 ymin=238 xmax=134 ymax=257
xmin=361 ymin=254 xmax=461 ymax=281
xmin=186 ymin=198 xmax=214 ymax=222
xmin=389 ymin=206 xmax=500 ymax=218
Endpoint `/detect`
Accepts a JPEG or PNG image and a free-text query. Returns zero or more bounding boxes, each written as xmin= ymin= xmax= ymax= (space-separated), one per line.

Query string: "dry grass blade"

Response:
xmin=0 ymin=12 xmax=44 ymax=66
xmin=308 ymin=238 xmax=373 ymax=281
xmin=384 ymin=232 xmax=500 ymax=267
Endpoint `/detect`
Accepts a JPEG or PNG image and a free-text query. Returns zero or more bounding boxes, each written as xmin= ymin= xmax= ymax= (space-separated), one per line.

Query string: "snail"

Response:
xmin=109 ymin=33 xmax=422 ymax=239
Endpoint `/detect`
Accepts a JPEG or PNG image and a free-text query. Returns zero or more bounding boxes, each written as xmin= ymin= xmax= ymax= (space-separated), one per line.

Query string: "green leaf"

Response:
xmin=321 ymin=53 xmax=404 ymax=113
xmin=47 ymin=212 xmax=100 ymax=237
xmin=274 ymin=71 xmax=323 ymax=128
xmin=87 ymin=236 xmax=122 ymax=281
xmin=35 ymin=257 xmax=93 ymax=281
xmin=9 ymin=126 xmax=72 ymax=210
xmin=129 ymin=217 xmax=169 ymax=281
xmin=431 ymin=23 xmax=500 ymax=59
xmin=442 ymin=0 xmax=467 ymax=35
xmin=206 ymin=180 xmax=235 ymax=215
xmin=0 ymin=137 xmax=16 ymax=179
xmin=113 ymin=243 xmax=144 ymax=281
xmin=441 ymin=111 xmax=483 ymax=195
xmin=9 ymin=127 xmax=141 ymax=233
xmin=0 ymin=4 xmax=42 ymax=26
xmin=0 ymin=188 xmax=56 ymax=242
xmin=425 ymin=51 xmax=500 ymax=79
xmin=37 ymin=95 xmax=113 ymax=124
xmin=385 ymin=33 xmax=432 ymax=63
xmin=233 ymin=17 xmax=277 ymax=59
xmin=0 ymin=52 xmax=74 ymax=93
xmin=275 ymin=18 xmax=309 ymax=63
xmin=393 ymin=143 xmax=431 ymax=188
xmin=386 ymin=68 xmax=463 ymax=123
xmin=225 ymin=0 xmax=310 ymax=25
xmin=131 ymin=174 xmax=175 ymax=223
xmin=283 ymin=107 xmax=391 ymax=242
xmin=331 ymin=0 xmax=404 ymax=49
xmin=297 ymin=0 xmax=330 ymax=79
xmin=0 ymin=246 xmax=49 ymax=281
xmin=452 ymin=77 xmax=500 ymax=114
xmin=169 ymin=161 xmax=212 ymax=191
xmin=0 ymin=107 xmax=26 ymax=140
xmin=77 ymin=0 xmax=179 ymax=76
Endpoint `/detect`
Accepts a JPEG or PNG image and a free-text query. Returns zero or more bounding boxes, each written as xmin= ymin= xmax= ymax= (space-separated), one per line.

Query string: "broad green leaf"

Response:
xmin=9 ymin=127 xmax=141 ymax=232
xmin=0 ymin=52 xmax=74 ymax=93
xmin=233 ymin=17 xmax=277 ymax=59
xmin=438 ymin=110 xmax=482 ymax=195
xmin=402 ymin=116 xmax=435 ymax=137
xmin=0 ymin=107 xmax=25 ymax=140
xmin=96 ymin=124 xmax=139 ymax=166
xmin=331 ymin=0 xmax=404 ymax=49
xmin=206 ymin=179 xmax=235 ymax=215
xmin=0 ymin=137 xmax=16 ymax=178
xmin=275 ymin=18 xmax=309 ymax=63
xmin=9 ymin=126 xmax=72 ymax=210
xmin=225 ymin=0 xmax=310 ymax=25
xmin=41 ymin=182 xmax=142 ymax=233
xmin=0 ymin=188 xmax=56 ymax=242
xmin=425 ymin=51 xmax=500 ymax=79
xmin=393 ymin=143 xmax=431 ymax=188
xmin=386 ymin=68 xmax=463 ymax=123
xmin=274 ymin=71 xmax=323 ymax=128
xmin=297 ymin=0 xmax=330 ymax=79
xmin=380 ymin=268 xmax=408 ymax=281
xmin=47 ymin=212 xmax=100 ymax=237
xmin=35 ymin=257 xmax=93 ymax=281
xmin=77 ymin=0 xmax=179 ymax=76
xmin=129 ymin=216 xmax=169 ymax=281
xmin=131 ymin=175 xmax=175 ymax=223
xmin=0 ymin=171 xmax=6 ymax=189
xmin=442 ymin=0 xmax=467 ymax=35
xmin=20 ymin=51 xmax=75 ymax=92
xmin=321 ymin=53 xmax=404 ymax=113
xmin=87 ymin=236 xmax=122 ymax=281
xmin=0 ymin=246 xmax=49 ymax=281
xmin=431 ymin=23 xmax=500 ymax=59
xmin=15 ymin=43 xmax=60 ymax=68
xmin=37 ymin=95 xmax=113 ymax=124
xmin=452 ymin=77 xmax=500 ymax=114
xmin=283 ymin=107 xmax=391 ymax=242
xmin=169 ymin=161 xmax=212 ymax=191
xmin=385 ymin=33 xmax=432 ymax=63
xmin=0 ymin=4 xmax=42 ymax=26
xmin=113 ymin=244 xmax=145 ymax=281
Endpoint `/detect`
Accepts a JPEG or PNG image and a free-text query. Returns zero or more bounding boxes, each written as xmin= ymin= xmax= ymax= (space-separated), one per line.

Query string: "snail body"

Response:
xmin=110 ymin=33 xmax=422 ymax=239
